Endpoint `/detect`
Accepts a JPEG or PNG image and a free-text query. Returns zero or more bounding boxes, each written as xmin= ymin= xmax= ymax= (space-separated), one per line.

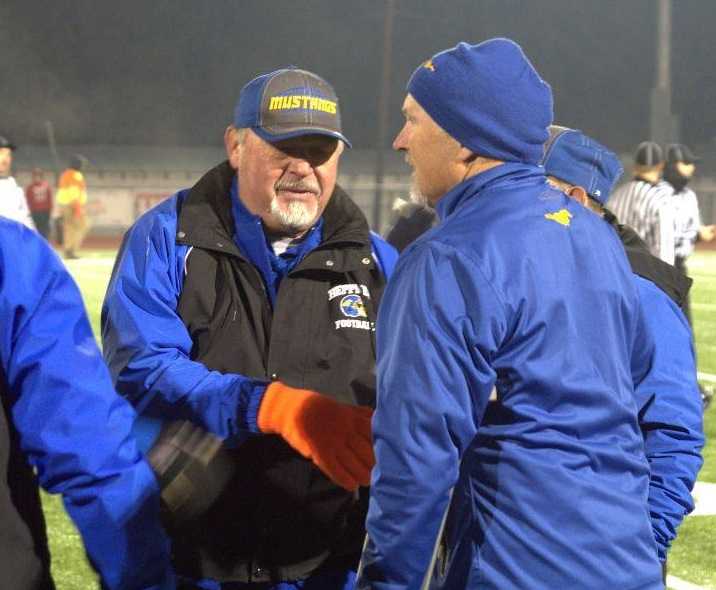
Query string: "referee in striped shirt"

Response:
xmin=663 ymin=144 xmax=715 ymax=308
xmin=608 ymin=141 xmax=676 ymax=264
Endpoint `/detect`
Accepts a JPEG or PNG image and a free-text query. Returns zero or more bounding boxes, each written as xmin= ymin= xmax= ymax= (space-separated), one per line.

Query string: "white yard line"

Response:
xmin=691 ymin=481 xmax=716 ymax=517
xmin=698 ymin=372 xmax=716 ymax=383
xmin=667 ymin=574 xmax=709 ymax=590
xmin=64 ymin=258 xmax=115 ymax=267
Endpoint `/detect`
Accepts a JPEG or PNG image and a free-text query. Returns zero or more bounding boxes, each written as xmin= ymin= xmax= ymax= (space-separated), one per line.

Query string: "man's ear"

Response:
xmin=568 ymin=186 xmax=590 ymax=207
xmin=457 ymin=146 xmax=477 ymax=165
xmin=224 ymin=126 xmax=241 ymax=170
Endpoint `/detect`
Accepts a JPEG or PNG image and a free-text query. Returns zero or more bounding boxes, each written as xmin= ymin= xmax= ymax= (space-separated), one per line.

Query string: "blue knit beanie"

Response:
xmin=407 ymin=38 xmax=553 ymax=165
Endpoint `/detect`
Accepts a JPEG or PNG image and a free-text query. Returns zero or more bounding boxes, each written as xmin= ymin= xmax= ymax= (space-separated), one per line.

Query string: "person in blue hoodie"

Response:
xmin=0 ymin=218 xmax=174 ymax=590
xmin=357 ymin=39 xmax=663 ymax=589
xmin=542 ymin=126 xmax=704 ymax=581
xmin=102 ymin=67 xmax=397 ymax=590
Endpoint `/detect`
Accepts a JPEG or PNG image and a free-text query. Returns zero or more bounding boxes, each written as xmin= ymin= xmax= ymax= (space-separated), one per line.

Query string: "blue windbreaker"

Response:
xmin=358 ymin=163 xmax=663 ymax=589
xmin=631 ymin=275 xmax=703 ymax=561
xmin=102 ymin=189 xmax=396 ymax=445
xmin=0 ymin=219 xmax=174 ymax=589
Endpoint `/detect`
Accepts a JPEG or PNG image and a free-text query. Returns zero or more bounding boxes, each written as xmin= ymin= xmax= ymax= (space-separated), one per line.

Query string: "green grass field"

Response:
xmin=43 ymin=248 xmax=716 ymax=589
xmin=667 ymin=251 xmax=716 ymax=589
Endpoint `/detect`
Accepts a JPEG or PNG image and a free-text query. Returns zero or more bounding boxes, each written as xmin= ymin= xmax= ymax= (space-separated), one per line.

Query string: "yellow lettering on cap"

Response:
xmin=266 ymin=95 xmax=338 ymax=113
xmin=423 ymin=59 xmax=435 ymax=72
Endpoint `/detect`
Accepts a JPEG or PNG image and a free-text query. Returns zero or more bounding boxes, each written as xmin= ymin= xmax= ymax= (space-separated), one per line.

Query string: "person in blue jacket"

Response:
xmin=0 ymin=218 xmax=174 ymax=590
xmin=102 ymin=67 xmax=397 ymax=590
xmin=542 ymin=126 xmax=704 ymax=579
xmin=357 ymin=39 xmax=663 ymax=590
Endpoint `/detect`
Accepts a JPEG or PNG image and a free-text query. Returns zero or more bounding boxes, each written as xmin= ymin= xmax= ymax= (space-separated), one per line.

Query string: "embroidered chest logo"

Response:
xmin=544 ymin=208 xmax=572 ymax=227
xmin=328 ymin=283 xmax=374 ymax=331
xmin=340 ymin=294 xmax=367 ymax=318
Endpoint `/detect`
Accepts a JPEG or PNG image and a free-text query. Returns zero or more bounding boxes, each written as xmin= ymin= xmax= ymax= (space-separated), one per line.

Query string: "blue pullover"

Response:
xmin=0 ymin=219 xmax=174 ymax=590
xmin=359 ymin=163 xmax=663 ymax=589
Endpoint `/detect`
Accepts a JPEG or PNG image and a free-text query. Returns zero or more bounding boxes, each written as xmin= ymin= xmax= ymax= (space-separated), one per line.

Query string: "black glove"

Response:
xmin=147 ymin=421 xmax=235 ymax=524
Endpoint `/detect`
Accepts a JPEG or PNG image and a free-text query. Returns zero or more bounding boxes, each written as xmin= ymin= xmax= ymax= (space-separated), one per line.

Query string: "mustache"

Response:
xmin=274 ymin=178 xmax=320 ymax=196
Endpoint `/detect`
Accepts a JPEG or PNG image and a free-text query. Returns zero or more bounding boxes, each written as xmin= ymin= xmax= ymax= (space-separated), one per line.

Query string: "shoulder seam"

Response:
xmin=413 ymin=238 xmax=509 ymax=319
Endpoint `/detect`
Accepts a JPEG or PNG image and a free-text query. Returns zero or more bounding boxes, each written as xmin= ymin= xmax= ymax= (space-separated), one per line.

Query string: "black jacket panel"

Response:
xmin=605 ymin=209 xmax=692 ymax=308
xmin=0 ymin=381 xmax=54 ymax=590
xmin=170 ymin=162 xmax=385 ymax=583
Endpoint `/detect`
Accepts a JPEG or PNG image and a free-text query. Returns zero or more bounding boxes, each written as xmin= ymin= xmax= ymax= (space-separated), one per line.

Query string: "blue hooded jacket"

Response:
xmin=630 ymin=274 xmax=703 ymax=561
xmin=0 ymin=219 xmax=174 ymax=589
xmin=359 ymin=163 xmax=663 ymax=589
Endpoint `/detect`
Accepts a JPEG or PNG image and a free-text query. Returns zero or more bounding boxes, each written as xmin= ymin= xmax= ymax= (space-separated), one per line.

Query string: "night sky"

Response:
xmin=3 ymin=1 xmax=715 ymax=154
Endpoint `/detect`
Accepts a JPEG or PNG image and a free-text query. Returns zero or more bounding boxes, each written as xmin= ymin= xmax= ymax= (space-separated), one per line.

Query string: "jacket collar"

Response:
xmin=435 ymin=162 xmax=545 ymax=222
xmin=603 ymin=208 xmax=693 ymax=307
xmin=177 ymin=161 xmax=371 ymax=256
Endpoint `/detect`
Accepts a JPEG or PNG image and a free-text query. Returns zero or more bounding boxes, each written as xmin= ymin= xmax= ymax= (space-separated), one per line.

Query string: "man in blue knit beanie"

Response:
xmin=358 ymin=39 xmax=664 ymax=589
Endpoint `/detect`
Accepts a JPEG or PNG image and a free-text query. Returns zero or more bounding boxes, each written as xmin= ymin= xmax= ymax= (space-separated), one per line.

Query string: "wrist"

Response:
xmin=258 ymin=381 xmax=313 ymax=433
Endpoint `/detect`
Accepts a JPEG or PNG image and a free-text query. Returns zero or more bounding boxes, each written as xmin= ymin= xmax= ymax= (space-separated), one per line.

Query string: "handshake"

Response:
xmin=145 ymin=382 xmax=375 ymax=524
xmin=258 ymin=382 xmax=375 ymax=492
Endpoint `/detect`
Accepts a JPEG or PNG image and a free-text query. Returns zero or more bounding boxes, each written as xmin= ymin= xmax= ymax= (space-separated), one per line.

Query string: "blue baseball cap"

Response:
xmin=542 ymin=126 xmax=623 ymax=205
xmin=234 ymin=67 xmax=351 ymax=147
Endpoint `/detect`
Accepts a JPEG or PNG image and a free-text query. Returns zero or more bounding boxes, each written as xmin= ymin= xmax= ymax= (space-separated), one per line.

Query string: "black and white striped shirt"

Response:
xmin=669 ymin=186 xmax=701 ymax=260
xmin=607 ymin=178 xmax=675 ymax=265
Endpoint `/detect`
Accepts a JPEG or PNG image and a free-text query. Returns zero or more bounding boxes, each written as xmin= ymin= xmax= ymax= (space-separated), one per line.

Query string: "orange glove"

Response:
xmin=72 ymin=200 xmax=83 ymax=220
xmin=258 ymin=382 xmax=375 ymax=491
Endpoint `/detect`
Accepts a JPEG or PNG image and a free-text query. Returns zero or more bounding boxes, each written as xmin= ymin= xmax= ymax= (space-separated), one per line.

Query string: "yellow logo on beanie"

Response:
xmin=422 ymin=59 xmax=436 ymax=72
xmin=544 ymin=209 xmax=572 ymax=227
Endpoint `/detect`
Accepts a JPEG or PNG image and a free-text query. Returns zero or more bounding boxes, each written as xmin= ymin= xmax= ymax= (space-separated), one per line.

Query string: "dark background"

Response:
xmin=2 ymin=0 xmax=714 ymax=153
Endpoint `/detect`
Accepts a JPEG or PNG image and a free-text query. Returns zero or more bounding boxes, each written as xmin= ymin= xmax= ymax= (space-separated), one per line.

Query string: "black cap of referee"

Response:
xmin=666 ymin=143 xmax=700 ymax=165
xmin=634 ymin=141 xmax=663 ymax=166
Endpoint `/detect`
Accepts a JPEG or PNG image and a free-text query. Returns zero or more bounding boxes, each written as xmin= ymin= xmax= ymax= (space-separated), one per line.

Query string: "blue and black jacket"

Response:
xmin=102 ymin=161 xmax=397 ymax=585
xmin=609 ymin=217 xmax=704 ymax=562
xmin=0 ymin=219 xmax=173 ymax=590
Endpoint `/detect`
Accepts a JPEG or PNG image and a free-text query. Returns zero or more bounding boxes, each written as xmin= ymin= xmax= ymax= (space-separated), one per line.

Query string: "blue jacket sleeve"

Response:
xmin=358 ymin=241 xmax=504 ymax=590
xmin=101 ymin=195 xmax=266 ymax=441
xmin=632 ymin=276 xmax=704 ymax=561
xmin=0 ymin=221 xmax=174 ymax=590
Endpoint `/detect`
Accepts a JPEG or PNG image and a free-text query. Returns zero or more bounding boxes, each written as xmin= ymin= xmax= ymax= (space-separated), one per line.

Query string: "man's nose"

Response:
xmin=286 ymin=156 xmax=314 ymax=176
xmin=393 ymin=125 xmax=408 ymax=151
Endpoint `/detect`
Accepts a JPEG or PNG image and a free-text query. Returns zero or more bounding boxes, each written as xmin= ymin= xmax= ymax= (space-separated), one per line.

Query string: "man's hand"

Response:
xmin=146 ymin=420 xmax=236 ymax=523
xmin=258 ymin=382 xmax=374 ymax=491
xmin=699 ymin=224 xmax=715 ymax=242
